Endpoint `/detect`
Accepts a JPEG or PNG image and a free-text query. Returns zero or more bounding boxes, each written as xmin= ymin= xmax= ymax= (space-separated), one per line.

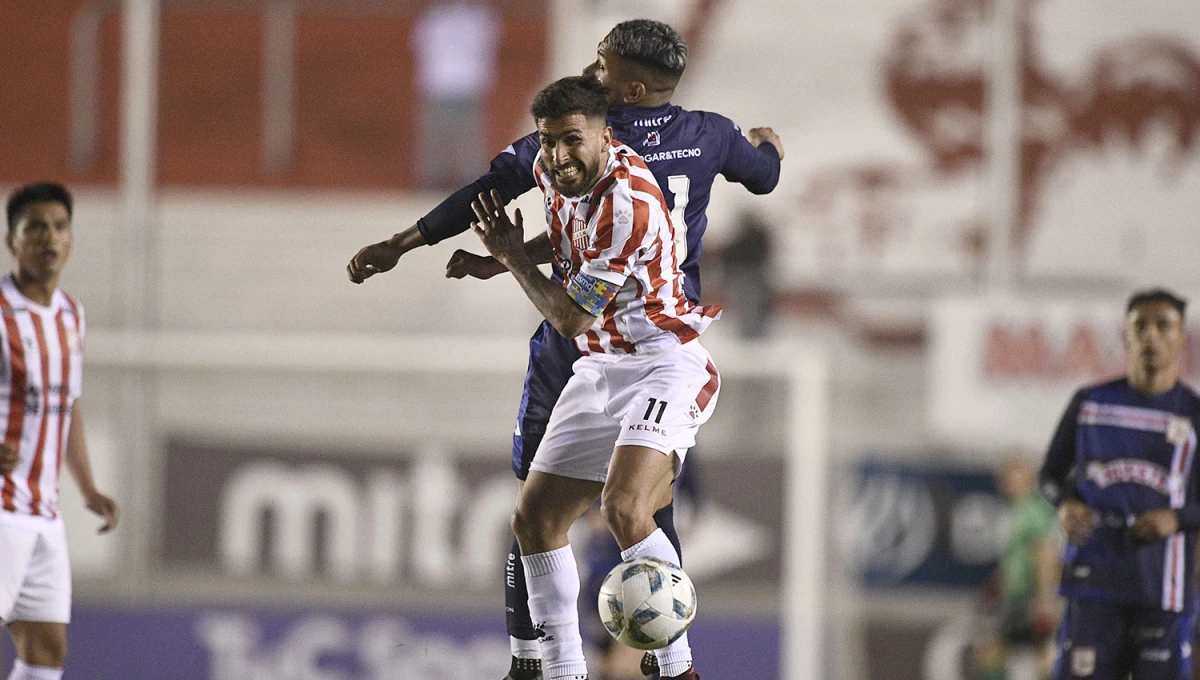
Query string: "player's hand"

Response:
xmin=83 ymin=490 xmax=119 ymax=534
xmin=445 ymin=249 xmax=507 ymax=280
xmin=748 ymin=127 xmax=785 ymax=160
xmin=1057 ymin=498 xmax=1094 ymax=546
xmin=1129 ymin=508 xmax=1179 ymax=542
xmin=347 ymin=240 xmax=403 ymax=284
xmin=0 ymin=443 xmax=16 ymax=475
xmin=471 ymin=189 xmax=526 ymax=266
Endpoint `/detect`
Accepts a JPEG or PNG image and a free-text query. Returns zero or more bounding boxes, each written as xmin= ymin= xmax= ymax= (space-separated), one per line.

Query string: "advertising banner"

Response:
xmin=929 ymin=295 xmax=1200 ymax=450
xmin=1 ymin=607 xmax=779 ymax=680
xmin=834 ymin=460 xmax=1005 ymax=588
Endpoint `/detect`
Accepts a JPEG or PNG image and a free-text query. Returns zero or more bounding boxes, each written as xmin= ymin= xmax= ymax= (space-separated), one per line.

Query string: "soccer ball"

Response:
xmin=598 ymin=557 xmax=697 ymax=650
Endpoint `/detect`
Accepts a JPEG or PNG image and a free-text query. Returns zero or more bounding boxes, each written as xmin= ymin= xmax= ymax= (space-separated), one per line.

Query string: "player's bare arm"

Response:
xmin=471 ymin=189 xmax=596 ymax=337
xmin=64 ymin=402 xmax=119 ymax=534
xmin=346 ymin=226 xmax=428 ymax=284
xmin=446 ymin=233 xmax=554 ymax=280
xmin=747 ymin=127 xmax=785 ymax=160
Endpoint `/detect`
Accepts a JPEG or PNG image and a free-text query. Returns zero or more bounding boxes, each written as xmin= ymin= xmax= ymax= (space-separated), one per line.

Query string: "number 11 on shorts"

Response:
xmin=643 ymin=398 xmax=668 ymax=424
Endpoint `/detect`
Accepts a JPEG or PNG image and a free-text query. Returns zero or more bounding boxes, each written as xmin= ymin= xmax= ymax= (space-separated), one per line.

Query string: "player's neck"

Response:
xmin=1128 ymin=366 xmax=1179 ymax=396
xmin=12 ymin=270 xmax=58 ymax=307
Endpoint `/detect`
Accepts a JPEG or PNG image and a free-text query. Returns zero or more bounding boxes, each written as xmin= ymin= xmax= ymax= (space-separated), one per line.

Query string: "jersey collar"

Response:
xmin=607 ymin=102 xmax=679 ymax=129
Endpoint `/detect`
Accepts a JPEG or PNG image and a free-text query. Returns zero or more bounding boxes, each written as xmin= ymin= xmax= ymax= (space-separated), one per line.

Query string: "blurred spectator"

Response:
xmin=718 ymin=211 xmax=775 ymax=338
xmin=411 ymin=0 xmax=500 ymax=190
xmin=974 ymin=453 xmax=1060 ymax=680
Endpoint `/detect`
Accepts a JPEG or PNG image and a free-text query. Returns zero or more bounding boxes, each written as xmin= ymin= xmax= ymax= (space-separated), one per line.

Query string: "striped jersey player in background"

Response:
xmin=347 ymin=19 xmax=781 ymax=680
xmin=471 ymin=74 xmax=717 ymax=680
xmin=0 ymin=183 xmax=118 ymax=680
xmin=1040 ymin=289 xmax=1200 ymax=680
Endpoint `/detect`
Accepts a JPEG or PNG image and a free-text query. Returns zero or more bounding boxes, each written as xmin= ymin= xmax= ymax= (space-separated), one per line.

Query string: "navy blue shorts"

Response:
xmin=1053 ymin=598 xmax=1195 ymax=680
xmin=511 ymin=321 xmax=581 ymax=479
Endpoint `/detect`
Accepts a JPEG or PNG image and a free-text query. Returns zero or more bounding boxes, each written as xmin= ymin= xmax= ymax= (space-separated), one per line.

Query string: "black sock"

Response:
xmin=653 ymin=502 xmax=683 ymax=566
xmin=505 ymin=535 xmax=542 ymax=641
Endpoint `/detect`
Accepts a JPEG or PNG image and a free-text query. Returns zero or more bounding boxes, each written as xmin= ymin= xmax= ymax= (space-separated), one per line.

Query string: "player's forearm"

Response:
xmin=64 ymin=404 xmax=99 ymax=497
xmin=386 ymin=225 xmax=427 ymax=255
xmin=525 ymin=232 xmax=554 ymax=265
xmin=503 ymin=257 xmax=595 ymax=337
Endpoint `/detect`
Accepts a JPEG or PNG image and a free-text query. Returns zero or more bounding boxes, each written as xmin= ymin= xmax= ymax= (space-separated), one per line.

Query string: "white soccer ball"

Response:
xmin=598 ymin=557 xmax=697 ymax=650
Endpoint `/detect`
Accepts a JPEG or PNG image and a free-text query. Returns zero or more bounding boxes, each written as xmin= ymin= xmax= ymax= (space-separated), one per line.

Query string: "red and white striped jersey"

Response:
xmin=534 ymin=141 xmax=721 ymax=355
xmin=0 ymin=275 xmax=84 ymax=518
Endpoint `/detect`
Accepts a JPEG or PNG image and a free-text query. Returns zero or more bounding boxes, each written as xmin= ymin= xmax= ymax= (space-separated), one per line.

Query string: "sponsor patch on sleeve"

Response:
xmin=566 ymin=272 xmax=619 ymax=316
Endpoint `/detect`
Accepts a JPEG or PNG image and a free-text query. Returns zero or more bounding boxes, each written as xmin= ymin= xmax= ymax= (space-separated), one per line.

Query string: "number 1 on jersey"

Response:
xmin=667 ymin=175 xmax=690 ymax=263
xmin=643 ymin=398 xmax=668 ymax=424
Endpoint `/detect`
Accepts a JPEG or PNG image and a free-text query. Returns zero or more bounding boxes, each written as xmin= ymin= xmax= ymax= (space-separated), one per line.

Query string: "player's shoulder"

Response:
xmin=1074 ymin=377 xmax=1130 ymax=402
xmin=57 ymin=290 xmax=84 ymax=317
xmin=671 ymin=106 xmax=741 ymax=135
xmin=1176 ymin=380 xmax=1200 ymax=409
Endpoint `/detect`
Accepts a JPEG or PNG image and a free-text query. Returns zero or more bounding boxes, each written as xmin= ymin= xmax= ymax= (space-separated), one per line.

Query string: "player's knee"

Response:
xmin=12 ymin=623 xmax=68 ymax=667
xmin=601 ymin=490 xmax=654 ymax=545
xmin=510 ymin=503 xmax=556 ymax=547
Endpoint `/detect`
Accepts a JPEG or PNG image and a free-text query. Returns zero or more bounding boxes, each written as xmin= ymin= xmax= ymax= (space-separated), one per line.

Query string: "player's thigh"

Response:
xmin=610 ymin=341 xmax=719 ymax=472
xmin=1130 ymin=608 xmax=1194 ymax=680
xmin=529 ymin=358 xmax=621 ymax=483
xmin=601 ymin=445 xmax=678 ymax=548
xmin=513 ymin=322 xmax=579 ymax=479
xmin=1052 ymin=598 xmax=1129 ymax=680
xmin=0 ymin=520 xmax=39 ymax=624
xmin=9 ymin=521 xmax=71 ymax=627
xmin=514 ymin=470 xmax=603 ymax=545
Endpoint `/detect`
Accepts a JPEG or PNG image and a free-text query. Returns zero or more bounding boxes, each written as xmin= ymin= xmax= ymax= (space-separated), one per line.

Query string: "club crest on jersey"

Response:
xmin=65 ymin=326 xmax=81 ymax=354
xmin=1071 ymin=647 xmax=1096 ymax=676
xmin=1167 ymin=416 xmax=1193 ymax=445
xmin=644 ymin=130 xmax=661 ymax=147
xmin=571 ymin=216 xmax=589 ymax=251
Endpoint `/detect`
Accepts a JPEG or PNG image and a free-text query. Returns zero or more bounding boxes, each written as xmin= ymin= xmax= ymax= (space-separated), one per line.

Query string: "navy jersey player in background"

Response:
xmin=347 ymin=19 xmax=782 ymax=680
xmin=1040 ymin=289 xmax=1200 ymax=680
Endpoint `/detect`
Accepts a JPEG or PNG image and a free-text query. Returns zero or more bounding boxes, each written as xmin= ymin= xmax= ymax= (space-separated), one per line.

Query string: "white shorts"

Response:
xmin=530 ymin=340 xmax=720 ymax=482
xmin=0 ymin=513 xmax=72 ymax=624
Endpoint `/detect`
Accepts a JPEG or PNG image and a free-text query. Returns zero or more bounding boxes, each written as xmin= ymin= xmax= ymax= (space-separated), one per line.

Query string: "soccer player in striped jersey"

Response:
xmin=348 ymin=20 xmax=781 ymax=679
xmin=0 ymin=183 xmax=118 ymax=680
xmin=1040 ymin=289 xmax=1200 ymax=680
xmin=471 ymin=75 xmax=715 ymax=680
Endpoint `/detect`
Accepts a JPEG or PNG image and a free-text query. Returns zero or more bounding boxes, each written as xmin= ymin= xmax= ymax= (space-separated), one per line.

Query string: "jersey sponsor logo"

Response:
xmin=644 ymin=130 xmax=661 ymax=147
xmin=627 ymin=423 xmax=669 ymax=436
xmin=643 ymin=148 xmax=702 ymax=163
xmin=633 ymin=114 xmax=673 ymax=127
xmin=1084 ymin=458 xmax=1170 ymax=494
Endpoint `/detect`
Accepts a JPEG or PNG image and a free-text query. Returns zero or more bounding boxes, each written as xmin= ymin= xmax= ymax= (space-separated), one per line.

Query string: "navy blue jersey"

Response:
xmin=1040 ymin=378 xmax=1200 ymax=612
xmin=416 ymin=102 xmax=781 ymax=304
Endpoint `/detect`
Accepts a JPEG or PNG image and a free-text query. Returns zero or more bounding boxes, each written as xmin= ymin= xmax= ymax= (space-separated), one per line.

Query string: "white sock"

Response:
xmin=522 ymin=546 xmax=587 ymax=680
xmin=8 ymin=660 xmax=64 ymax=680
xmin=620 ymin=529 xmax=693 ymax=678
xmin=510 ymin=635 xmax=541 ymax=660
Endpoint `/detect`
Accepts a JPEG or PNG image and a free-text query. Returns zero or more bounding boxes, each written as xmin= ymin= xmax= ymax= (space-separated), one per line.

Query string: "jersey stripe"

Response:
xmin=534 ymin=142 xmax=719 ymax=355
xmin=0 ymin=289 xmax=23 ymax=512
xmin=26 ymin=314 xmax=50 ymax=515
xmin=695 ymin=361 xmax=720 ymax=411
xmin=55 ymin=312 xmax=70 ymax=484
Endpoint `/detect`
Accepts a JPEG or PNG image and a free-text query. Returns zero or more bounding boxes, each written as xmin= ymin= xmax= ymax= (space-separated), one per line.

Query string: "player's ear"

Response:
xmin=602 ymin=126 xmax=613 ymax=146
xmin=624 ymin=81 xmax=647 ymax=104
